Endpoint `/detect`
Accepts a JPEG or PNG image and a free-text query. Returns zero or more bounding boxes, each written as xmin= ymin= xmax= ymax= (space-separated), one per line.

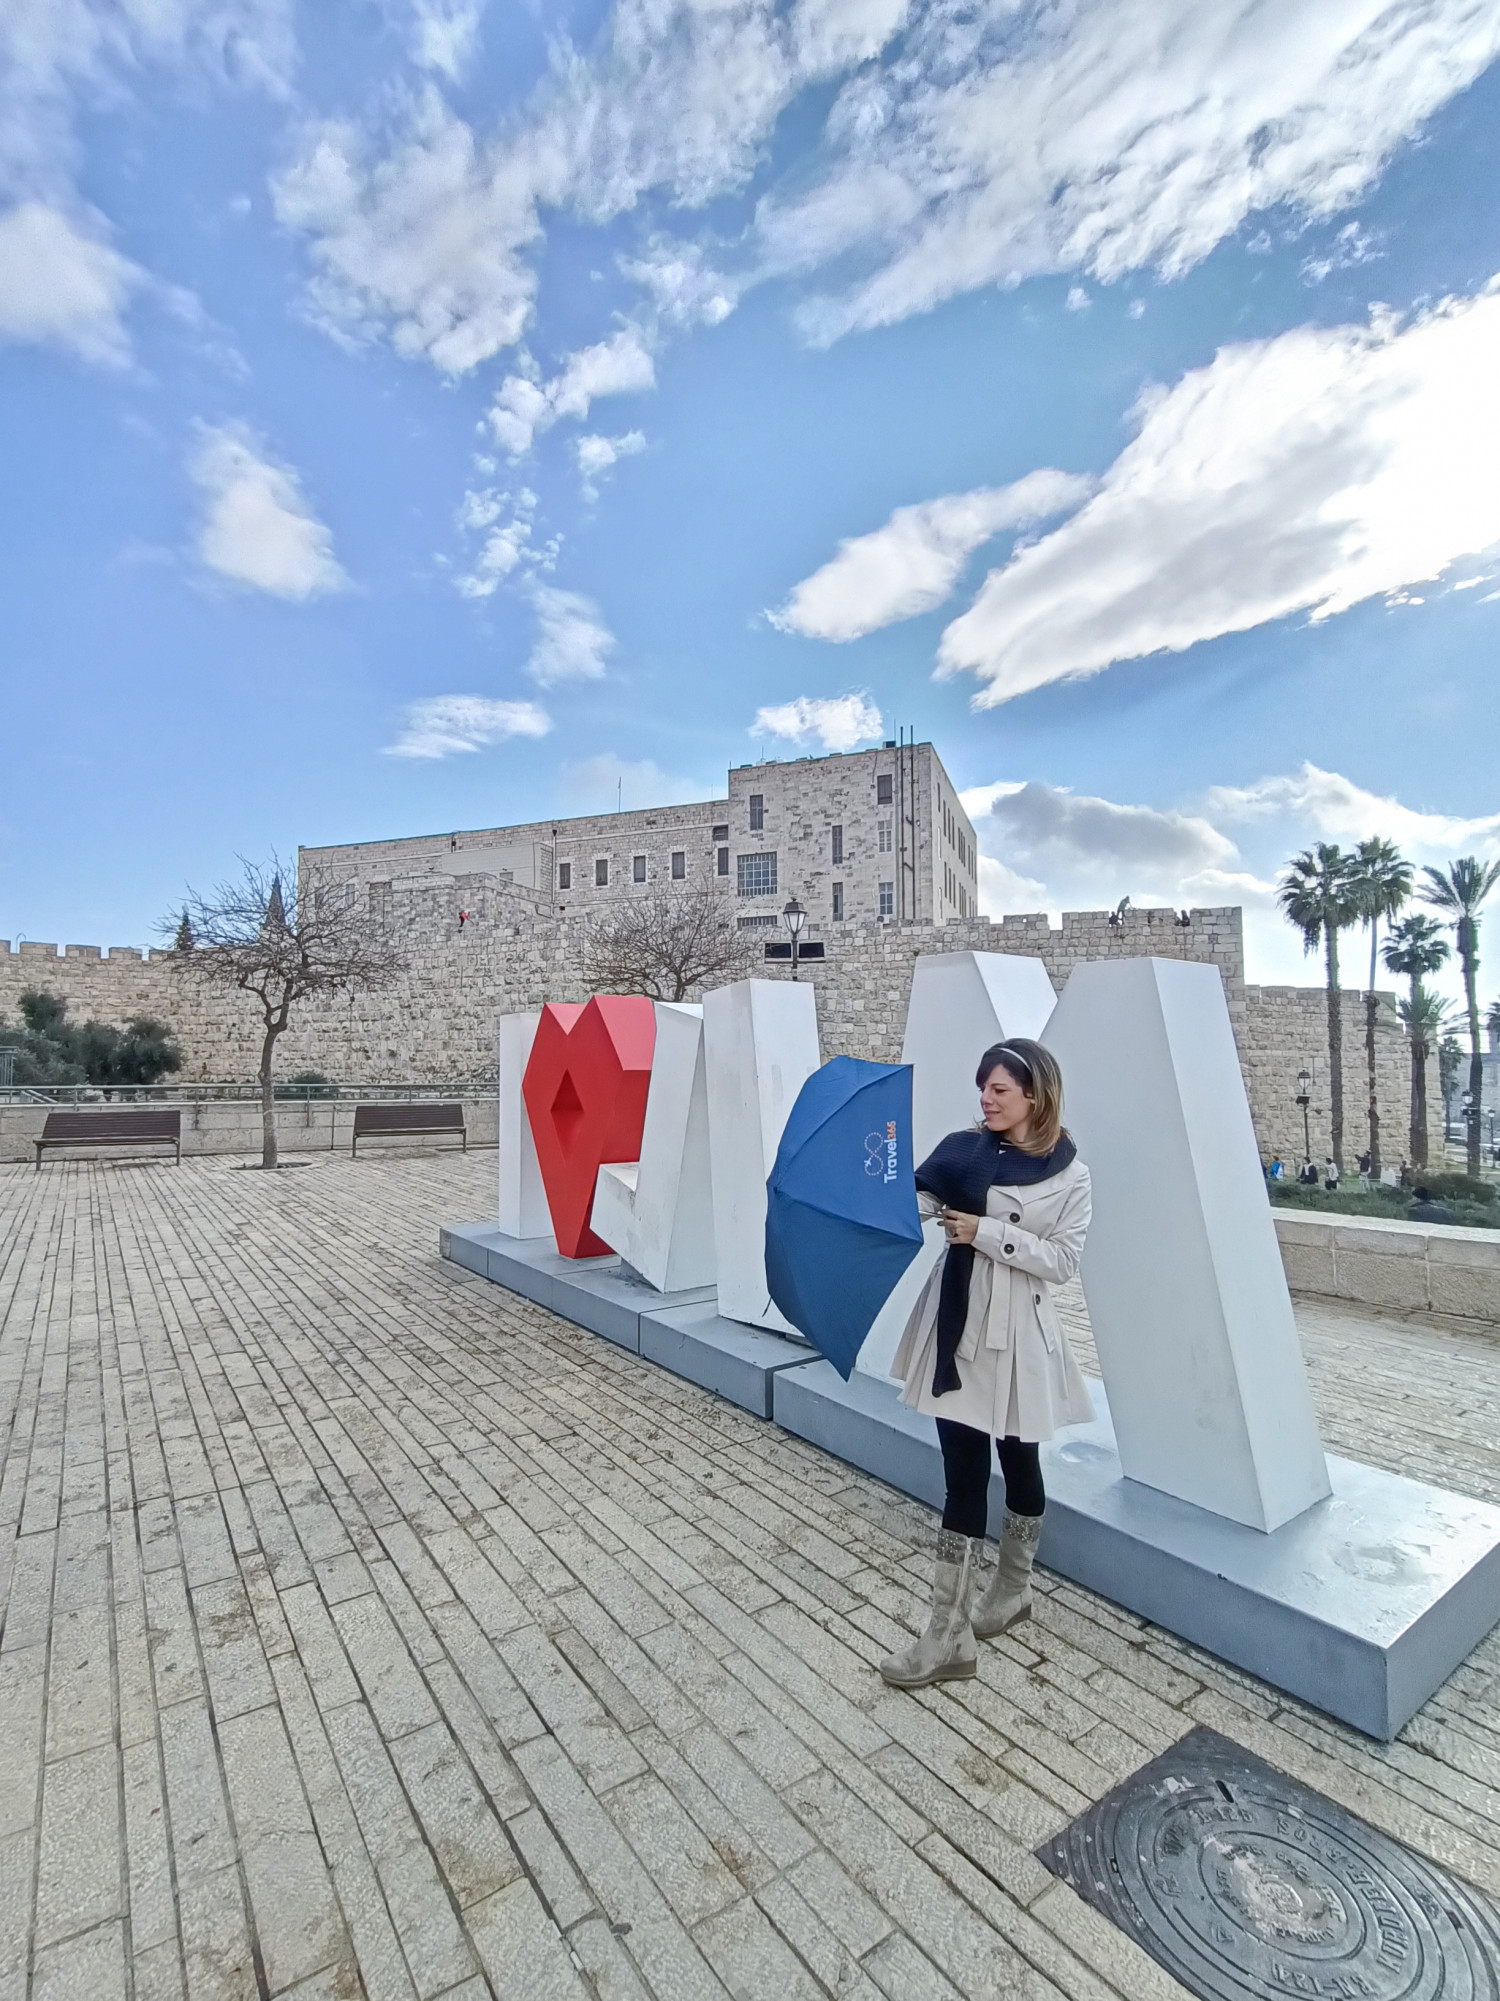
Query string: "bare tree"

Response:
xmin=168 ymin=858 xmax=406 ymax=1168
xmin=583 ymin=885 xmax=760 ymax=1002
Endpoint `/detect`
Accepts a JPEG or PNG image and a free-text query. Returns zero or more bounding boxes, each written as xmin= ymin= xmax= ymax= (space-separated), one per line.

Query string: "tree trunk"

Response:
xmin=1462 ymin=929 xmax=1482 ymax=1178
xmin=1325 ymin=925 xmax=1344 ymax=1172
xmin=1408 ymin=972 xmax=1426 ymax=1167
xmin=259 ymin=1022 xmax=281 ymax=1169
xmin=1412 ymin=1039 xmax=1428 ymax=1169
xmin=1365 ymin=925 xmax=1380 ymax=1178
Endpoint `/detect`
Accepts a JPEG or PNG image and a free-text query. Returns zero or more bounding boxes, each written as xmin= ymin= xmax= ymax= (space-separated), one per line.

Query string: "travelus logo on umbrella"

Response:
xmin=766 ymin=1058 xmax=924 ymax=1379
xmin=865 ymin=1122 xmax=899 ymax=1181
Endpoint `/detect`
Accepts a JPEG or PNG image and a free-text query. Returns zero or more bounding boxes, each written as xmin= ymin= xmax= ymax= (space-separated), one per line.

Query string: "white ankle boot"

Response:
xmin=879 ymin=1529 xmax=978 ymax=1687
xmin=972 ymin=1509 xmax=1043 ymax=1639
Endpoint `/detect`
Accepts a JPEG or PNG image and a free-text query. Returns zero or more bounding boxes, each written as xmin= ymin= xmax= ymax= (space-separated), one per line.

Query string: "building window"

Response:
xmin=558 ymin=861 xmax=571 ymax=890
xmin=671 ymin=850 xmax=685 ymax=880
xmin=831 ymin=824 xmax=843 ymax=864
xmin=716 ymin=846 xmax=729 ymax=876
xmin=712 ymin=823 xmax=729 ymax=842
xmin=633 ymin=854 xmax=647 ymax=883
xmin=595 ymin=858 xmax=609 ymax=887
xmin=369 ymin=882 xmax=392 ymax=925
xmin=737 ymin=851 xmax=777 ymax=897
xmin=749 ymin=793 xmax=764 ymax=831
xmin=832 ymin=882 xmax=844 ymax=921
xmin=878 ymin=818 xmax=893 ymax=853
xmin=878 ymin=881 xmax=894 ymax=918
xmin=738 ymin=913 xmax=778 ymax=929
xmin=344 ymin=883 xmax=357 ymax=908
xmin=877 ymin=773 xmax=893 ymax=805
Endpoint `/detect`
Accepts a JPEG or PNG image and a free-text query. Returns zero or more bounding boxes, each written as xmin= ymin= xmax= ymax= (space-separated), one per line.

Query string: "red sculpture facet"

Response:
xmin=522 ymin=996 xmax=657 ymax=1257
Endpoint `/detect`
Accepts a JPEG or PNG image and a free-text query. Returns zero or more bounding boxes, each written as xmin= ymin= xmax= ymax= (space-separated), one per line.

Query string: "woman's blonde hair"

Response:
xmin=976 ymin=1038 xmax=1065 ymax=1155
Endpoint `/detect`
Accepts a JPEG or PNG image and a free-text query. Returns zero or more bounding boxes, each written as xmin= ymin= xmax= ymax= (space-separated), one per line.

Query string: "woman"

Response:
xmin=879 ymin=1038 xmax=1093 ymax=1689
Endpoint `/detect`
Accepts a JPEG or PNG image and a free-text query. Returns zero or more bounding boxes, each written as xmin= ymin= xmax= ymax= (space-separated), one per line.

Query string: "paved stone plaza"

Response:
xmin=2 ymin=1154 xmax=1498 ymax=2001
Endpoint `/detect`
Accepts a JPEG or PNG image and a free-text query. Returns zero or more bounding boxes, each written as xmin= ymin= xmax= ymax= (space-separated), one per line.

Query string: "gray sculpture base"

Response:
xmin=772 ymin=1364 xmax=1500 ymax=1740
xmin=441 ymin=1221 xmax=1500 ymax=1738
xmin=440 ymin=1222 xmax=811 ymax=1411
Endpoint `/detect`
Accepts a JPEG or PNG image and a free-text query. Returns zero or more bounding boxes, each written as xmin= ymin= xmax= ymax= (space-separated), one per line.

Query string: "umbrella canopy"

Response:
xmin=765 ymin=1056 xmax=924 ymax=1378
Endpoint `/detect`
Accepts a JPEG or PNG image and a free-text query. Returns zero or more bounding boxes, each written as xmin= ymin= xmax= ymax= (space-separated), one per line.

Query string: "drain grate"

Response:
xmin=1037 ymin=1726 xmax=1500 ymax=2000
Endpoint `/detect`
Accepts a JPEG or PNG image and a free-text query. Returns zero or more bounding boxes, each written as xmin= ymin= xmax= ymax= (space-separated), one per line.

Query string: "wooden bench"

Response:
xmin=35 ymin=1108 xmax=182 ymax=1169
xmin=351 ymin=1102 xmax=466 ymax=1158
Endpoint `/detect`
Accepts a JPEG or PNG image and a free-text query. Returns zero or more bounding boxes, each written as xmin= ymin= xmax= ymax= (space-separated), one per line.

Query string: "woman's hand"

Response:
xmin=940 ymin=1208 xmax=978 ymax=1246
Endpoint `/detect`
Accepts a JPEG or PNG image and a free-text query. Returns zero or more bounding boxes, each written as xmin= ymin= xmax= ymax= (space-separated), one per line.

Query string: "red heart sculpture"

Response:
xmin=522 ymin=996 xmax=657 ymax=1257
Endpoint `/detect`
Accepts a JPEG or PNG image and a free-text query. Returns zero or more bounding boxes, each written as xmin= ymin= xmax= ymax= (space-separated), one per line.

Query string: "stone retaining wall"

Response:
xmin=1274 ymin=1211 xmax=1499 ymax=1323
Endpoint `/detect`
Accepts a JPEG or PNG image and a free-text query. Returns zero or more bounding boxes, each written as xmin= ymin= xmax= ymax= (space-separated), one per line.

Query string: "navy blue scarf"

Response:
xmin=915 ymin=1127 xmax=1076 ymax=1397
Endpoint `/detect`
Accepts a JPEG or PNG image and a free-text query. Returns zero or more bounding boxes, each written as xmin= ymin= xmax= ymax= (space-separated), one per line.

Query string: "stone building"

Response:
xmin=298 ymin=740 xmax=980 ymax=941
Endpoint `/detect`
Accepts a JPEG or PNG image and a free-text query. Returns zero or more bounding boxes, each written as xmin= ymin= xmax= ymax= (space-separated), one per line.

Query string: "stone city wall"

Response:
xmin=1242 ymin=985 xmax=1421 ymax=1169
xmin=1 ymin=887 xmax=1408 ymax=1165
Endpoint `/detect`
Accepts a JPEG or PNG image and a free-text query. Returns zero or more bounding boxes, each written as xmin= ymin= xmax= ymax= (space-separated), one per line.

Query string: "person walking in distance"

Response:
xmin=880 ymin=1040 xmax=1093 ymax=1689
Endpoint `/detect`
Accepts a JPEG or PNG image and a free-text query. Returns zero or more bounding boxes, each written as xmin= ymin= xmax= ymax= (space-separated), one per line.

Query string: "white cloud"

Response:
xmin=619 ymin=238 xmax=739 ymax=327
xmin=1206 ymin=763 xmax=1500 ymax=857
xmin=271 ymin=92 xmax=555 ymax=375
xmin=938 ymin=282 xmax=1500 ymax=705
xmin=0 ymin=1 xmax=291 ymax=363
xmin=575 ymin=430 xmax=645 ymax=499
xmin=1065 ymin=286 xmax=1090 ymax=312
xmin=962 ymin=779 xmax=1238 ymax=891
xmin=270 ymin=0 xmax=1498 ymax=379
xmin=385 ymin=693 xmax=551 ymax=758
xmin=410 ymin=0 xmax=484 ymax=79
xmin=771 ymin=469 xmax=1093 ymax=641
xmin=565 ymin=753 xmax=704 ymax=811
xmin=527 ymin=586 xmax=615 ymax=685
xmin=957 ymin=763 xmax=1500 ymax=995
xmin=1301 ymin=220 xmax=1380 ymax=286
xmin=453 ymin=485 xmax=548 ymax=596
xmin=488 ymin=328 xmax=655 ymax=456
xmin=0 ymin=202 xmax=142 ymax=364
xmin=770 ymin=0 xmax=1500 ymax=342
xmin=190 ymin=423 xmax=348 ymax=599
xmin=752 ymin=692 xmax=884 ymax=752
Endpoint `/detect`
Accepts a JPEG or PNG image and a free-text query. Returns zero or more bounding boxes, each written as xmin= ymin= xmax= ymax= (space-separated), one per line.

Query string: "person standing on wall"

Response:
xmin=880 ymin=1040 xmax=1093 ymax=1689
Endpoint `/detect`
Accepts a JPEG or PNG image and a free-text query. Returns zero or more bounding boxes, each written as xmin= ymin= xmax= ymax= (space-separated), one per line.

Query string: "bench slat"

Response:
xmin=351 ymin=1102 xmax=465 ymax=1156
xmin=36 ymin=1108 xmax=182 ymax=1168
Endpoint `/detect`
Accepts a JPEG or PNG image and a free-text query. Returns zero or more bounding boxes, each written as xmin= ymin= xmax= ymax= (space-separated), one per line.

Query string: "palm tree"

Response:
xmin=1347 ymin=837 xmax=1411 ymax=1177
xmin=1383 ymin=913 xmax=1451 ymax=1167
xmin=1278 ymin=844 xmax=1359 ymax=1172
xmin=1421 ymin=857 xmax=1500 ymax=1176
xmin=1396 ymin=986 xmax=1453 ymax=1172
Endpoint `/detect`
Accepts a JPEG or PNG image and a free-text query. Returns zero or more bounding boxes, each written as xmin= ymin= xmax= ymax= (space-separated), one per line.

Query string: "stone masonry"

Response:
xmin=2 ymin=884 xmax=1423 ymax=1162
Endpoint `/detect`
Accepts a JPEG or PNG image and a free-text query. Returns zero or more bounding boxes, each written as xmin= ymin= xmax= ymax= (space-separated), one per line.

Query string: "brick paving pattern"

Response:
xmin=1 ymin=1152 xmax=1497 ymax=2001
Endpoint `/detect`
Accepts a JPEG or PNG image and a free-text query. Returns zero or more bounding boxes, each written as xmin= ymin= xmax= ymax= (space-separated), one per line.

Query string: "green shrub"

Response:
xmin=1414 ymin=1170 xmax=1495 ymax=1207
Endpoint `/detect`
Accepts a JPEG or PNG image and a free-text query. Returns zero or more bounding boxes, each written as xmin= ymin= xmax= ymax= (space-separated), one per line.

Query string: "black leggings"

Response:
xmin=936 ymin=1418 xmax=1044 ymax=1538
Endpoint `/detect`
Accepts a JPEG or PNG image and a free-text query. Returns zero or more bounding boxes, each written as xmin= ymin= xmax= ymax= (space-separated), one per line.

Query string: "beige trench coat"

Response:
xmin=891 ymin=1156 xmax=1095 ymax=1442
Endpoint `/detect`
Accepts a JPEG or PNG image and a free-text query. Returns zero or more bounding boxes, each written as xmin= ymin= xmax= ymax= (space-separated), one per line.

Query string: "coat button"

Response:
xmin=1034 ymin=1293 xmax=1042 ymax=1304
xmin=1003 ymin=1244 xmax=1015 ymax=1256
xmin=1009 ymin=1212 xmax=1020 ymax=1223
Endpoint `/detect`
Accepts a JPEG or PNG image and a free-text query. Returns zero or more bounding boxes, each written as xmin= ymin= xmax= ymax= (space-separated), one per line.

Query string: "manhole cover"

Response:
xmin=1037 ymin=1727 xmax=1500 ymax=2000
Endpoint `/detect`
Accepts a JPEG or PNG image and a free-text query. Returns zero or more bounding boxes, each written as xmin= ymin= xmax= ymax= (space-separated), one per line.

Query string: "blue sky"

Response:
xmin=3 ymin=0 xmax=1499 ymax=995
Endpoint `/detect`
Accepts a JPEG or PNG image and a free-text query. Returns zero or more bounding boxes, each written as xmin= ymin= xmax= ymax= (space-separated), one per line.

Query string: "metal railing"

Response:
xmin=0 ymin=1079 xmax=494 ymax=1110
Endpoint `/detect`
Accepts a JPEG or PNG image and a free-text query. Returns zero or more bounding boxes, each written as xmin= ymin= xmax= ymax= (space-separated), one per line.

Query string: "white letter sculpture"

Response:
xmin=497 ymin=1011 xmax=550 ymax=1239
xmin=1043 ymin=957 xmax=1331 ymax=1533
xmin=703 ymin=979 xmax=821 ymax=1333
xmin=859 ymin=950 xmax=1059 ymax=1377
xmin=592 ymin=1003 xmax=717 ymax=1292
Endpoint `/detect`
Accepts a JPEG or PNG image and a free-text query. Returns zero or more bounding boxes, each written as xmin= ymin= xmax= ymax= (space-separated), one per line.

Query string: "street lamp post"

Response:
xmin=782 ymin=897 xmax=806 ymax=980
xmin=1295 ymin=1068 xmax=1312 ymax=1165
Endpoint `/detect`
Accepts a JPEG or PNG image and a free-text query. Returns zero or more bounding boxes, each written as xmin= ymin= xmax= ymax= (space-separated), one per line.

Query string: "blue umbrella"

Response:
xmin=765 ymin=1056 xmax=925 ymax=1378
